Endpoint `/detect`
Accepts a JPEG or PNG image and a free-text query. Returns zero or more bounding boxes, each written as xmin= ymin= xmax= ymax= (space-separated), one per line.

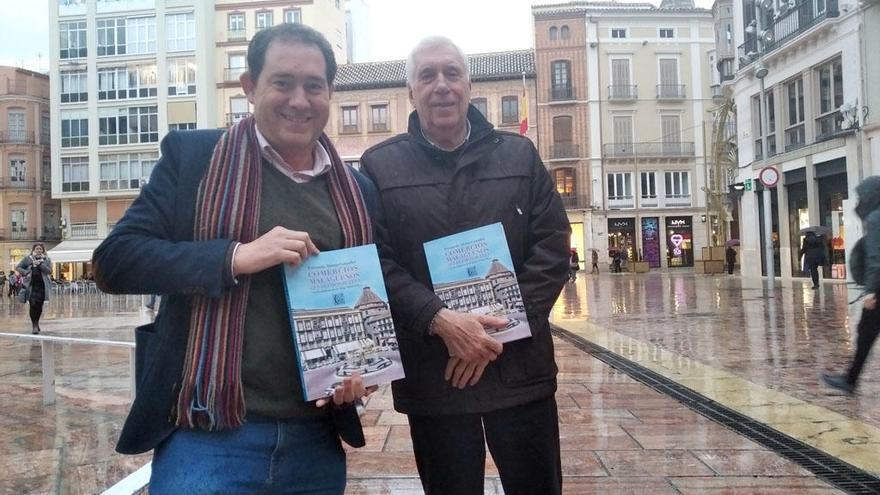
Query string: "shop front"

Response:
xmin=607 ymin=217 xmax=636 ymax=261
xmin=785 ymin=168 xmax=809 ymax=278
xmin=665 ymin=216 xmax=693 ymax=267
xmin=640 ymin=217 xmax=661 ymax=268
xmin=816 ymin=158 xmax=847 ymax=279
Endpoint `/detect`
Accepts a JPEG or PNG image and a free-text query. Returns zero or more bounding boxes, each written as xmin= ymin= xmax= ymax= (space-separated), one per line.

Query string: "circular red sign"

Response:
xmin=758 ymin=166 xmax=779 ymax=188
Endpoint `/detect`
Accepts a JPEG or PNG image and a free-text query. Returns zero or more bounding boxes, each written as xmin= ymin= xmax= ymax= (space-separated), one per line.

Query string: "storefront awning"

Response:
xmin=46 ymin=239 xmax=103 ymax=263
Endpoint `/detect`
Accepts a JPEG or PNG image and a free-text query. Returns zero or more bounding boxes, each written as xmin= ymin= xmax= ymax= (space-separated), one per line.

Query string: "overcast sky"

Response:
xmin=0 ymin=0 xmax=714 ymax=71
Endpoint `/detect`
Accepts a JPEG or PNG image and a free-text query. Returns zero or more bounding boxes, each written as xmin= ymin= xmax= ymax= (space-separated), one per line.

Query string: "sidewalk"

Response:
xmin=0 ymin=277 xmax=872 ymax=494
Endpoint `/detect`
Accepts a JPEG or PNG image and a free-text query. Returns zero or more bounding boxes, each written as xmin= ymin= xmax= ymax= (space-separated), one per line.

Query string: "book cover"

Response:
xmin=282 ymin=244 xmax=405 ymax=401
xmin=423 ymin=223 xmax=531 ymax=343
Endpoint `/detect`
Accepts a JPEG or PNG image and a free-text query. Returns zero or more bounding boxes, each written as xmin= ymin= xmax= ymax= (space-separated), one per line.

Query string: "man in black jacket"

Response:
xmin=799 ymin=231 xmax=826 ymax=289
xmin=361 ymin=36 xmax=570 ymax=495
xmin=823 ymin=176 xmax=880 ymax=394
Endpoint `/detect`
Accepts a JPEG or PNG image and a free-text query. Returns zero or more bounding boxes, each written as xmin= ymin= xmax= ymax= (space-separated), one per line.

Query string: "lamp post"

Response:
xmin=749 ymin=0 xmax=776 ymax=292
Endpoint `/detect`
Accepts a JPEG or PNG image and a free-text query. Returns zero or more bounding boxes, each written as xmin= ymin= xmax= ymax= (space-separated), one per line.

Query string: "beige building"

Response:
xmin=534 ymin=1 xmax=717 ymax=269
xmin=214 ymin=0 xmax=348 ymax=127
xmin=326 ymin=50 xmax=538 ymax=168
xmin=0 ymin=68 xmax=60 ymax=271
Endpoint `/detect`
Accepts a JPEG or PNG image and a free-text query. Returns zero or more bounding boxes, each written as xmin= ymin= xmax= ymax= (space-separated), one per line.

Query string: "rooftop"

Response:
xmin=334 ymin=49 xmax=535 ymax=91
xmin=532 ymin=0 xmax=710 ymax=17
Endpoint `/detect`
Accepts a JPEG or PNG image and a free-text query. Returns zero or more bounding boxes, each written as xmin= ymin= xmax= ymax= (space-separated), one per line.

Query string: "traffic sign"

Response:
xmin=758 ymin=166 xmax=779 ymax=188
xmin=743 ymin=178 xmax=752 ymax=191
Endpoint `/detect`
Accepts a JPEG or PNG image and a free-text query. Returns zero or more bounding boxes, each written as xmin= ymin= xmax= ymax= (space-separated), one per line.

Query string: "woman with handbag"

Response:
xmin=16 ymin=243 xmax=52 ymax=334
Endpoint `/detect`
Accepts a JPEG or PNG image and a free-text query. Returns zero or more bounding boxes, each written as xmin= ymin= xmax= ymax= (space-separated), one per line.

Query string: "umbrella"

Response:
xmin=725 ymin=239 xmax=740 ymax=247
xmin=799 ymin=226 xmax=831 ymax=236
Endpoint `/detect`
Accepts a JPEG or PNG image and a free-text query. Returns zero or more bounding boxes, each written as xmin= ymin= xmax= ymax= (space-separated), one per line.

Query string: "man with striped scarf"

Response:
xmin=94 ymin=24 xmax=375 ymax=494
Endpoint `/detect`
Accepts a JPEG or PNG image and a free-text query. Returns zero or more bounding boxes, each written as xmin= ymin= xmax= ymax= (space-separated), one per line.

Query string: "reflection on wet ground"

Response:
xmin=0 ymin=280 xmax=872 ymax=494
xmin=553 ymin=272 xmax=877 ymax=429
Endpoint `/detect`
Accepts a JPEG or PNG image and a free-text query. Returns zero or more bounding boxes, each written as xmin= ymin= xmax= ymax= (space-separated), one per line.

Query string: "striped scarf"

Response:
xmin=175 ymin=116 xmax=372 ymax=430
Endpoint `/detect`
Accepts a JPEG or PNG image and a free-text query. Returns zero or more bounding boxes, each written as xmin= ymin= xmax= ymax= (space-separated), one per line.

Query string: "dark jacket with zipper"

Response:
xmin=92 ymin=130 xmax=371 ymax=455
xmin=360 ymin=107 xmax=571 ymax=415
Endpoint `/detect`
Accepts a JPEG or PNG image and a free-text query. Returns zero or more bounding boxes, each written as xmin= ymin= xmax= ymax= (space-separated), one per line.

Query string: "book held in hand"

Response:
xmin=282 ymin=244 xmax=405 ymax=401
xmin=423 ymin=223 xmax=531 ymax=343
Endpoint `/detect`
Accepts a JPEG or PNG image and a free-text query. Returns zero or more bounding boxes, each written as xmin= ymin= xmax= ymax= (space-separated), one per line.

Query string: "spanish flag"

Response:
xmin=519 ymin=72 xmax=529 ymax=136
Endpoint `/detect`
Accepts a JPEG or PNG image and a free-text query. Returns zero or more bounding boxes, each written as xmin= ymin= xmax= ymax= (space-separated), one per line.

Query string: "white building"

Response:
xmin=727 ymin=0 xmax=878 ymax=280
xmin=48 ymin=0 xmax=348 ymax=277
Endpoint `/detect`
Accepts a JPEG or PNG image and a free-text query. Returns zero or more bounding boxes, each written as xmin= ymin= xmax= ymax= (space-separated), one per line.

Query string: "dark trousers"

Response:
xmin=407 ymin=396 xmax=562 ymax=495
xmin=807 ymin=261 xmax=821 ymax=287
xmin=847 ymin=306 xmax=880 ymax=385
xmin=29 ymin=300 xmax=44 ymax=325
xmin=727 ymin=262 xmax=735 ymax=275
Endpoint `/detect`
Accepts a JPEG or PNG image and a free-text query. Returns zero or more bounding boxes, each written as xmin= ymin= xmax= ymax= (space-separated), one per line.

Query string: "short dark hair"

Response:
xmin=32 ymin=242 xmax=45 ymax=252
xmin=246 ymin=23 xmax=337 ymax=85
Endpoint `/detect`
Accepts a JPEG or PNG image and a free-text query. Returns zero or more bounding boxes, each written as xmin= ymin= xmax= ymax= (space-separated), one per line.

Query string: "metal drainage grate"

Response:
xmin=552 ymin=325 xmax=880 ymax=495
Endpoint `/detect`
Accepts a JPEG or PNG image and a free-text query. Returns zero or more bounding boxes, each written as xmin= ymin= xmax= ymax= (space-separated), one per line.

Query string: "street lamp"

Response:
xmin=752 ymin=0 xmax=776 ymax=293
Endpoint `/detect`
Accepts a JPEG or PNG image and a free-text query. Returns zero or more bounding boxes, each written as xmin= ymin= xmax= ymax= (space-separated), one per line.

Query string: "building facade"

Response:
xmin=48 ymin=0 xmax=348 ymax=278
xmin=534 ymin=1 xmax=717 ymax=269
xmin=727 ymin=0 xmax=878 ymax=280
xmin=532 ymin=7 xmax=593 ymax=259
xmin=0 ymin=68 xmax=60 ymax=270
xmin=214 ymin=0 xmax=348 ymax=128
xmin=325 ymin=50 xmax=538 ymax=168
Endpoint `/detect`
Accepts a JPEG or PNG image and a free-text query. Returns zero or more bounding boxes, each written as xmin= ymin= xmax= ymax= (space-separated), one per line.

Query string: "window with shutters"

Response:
xmin=612 ymin=115 xmax=633 ymax=155
xmin=609 ymin=58 xmax=634 ymax=99
xmin=552 ymin=116 xmax=574 ymax=159
xmin=657 ymin=58 xmax=682 ymax=98
xmin=660 ymin=115 xmax=681 ymax=155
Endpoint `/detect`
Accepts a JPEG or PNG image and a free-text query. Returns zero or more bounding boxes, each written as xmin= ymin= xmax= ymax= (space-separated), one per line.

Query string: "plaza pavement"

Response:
xmin=0 ymin=272 xmax=877 ymax=494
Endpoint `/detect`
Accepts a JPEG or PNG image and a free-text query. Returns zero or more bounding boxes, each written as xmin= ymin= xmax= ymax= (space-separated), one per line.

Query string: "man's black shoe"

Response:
xmin=821 ymin=372 xmax=855 ymax=394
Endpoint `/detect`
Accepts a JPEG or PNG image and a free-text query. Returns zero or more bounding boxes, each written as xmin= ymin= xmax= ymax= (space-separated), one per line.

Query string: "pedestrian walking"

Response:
xmin=725 ymin=246 xmax=737 ymax=275
xmin=800 ymin=231 xmax=826 ymax=289
xmin=591 ymin=249 xmax=599 ymax=274
xmin=822 ymin=176 xmax=880 ymax=394
xmin=16 ymin=243 xmax=52 ymax=334
xmin=569 ymin=248 xmax=580 ymax=282
xmin=7 ymin=271 xmax=19 ymax=298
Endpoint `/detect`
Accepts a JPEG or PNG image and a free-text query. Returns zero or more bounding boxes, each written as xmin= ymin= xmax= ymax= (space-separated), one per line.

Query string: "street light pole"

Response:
xmin=755 ymin=1 xmax=775 ymax=293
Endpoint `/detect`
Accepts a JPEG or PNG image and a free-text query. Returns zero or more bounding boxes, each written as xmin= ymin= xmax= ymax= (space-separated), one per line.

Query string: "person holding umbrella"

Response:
xmin=725 ymin=240 xmax=739 ymax=275
xmin=799 ymin=228 xmax=828 ymax=289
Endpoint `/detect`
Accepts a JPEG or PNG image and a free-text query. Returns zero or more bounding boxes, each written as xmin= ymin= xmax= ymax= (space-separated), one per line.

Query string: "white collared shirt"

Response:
xmin=254 ymin=125 xmax=332 ymax=184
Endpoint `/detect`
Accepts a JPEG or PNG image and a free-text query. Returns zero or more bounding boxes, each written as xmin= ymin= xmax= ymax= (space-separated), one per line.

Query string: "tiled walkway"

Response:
xmin=0 ymin=273 xmax=876 ymax=493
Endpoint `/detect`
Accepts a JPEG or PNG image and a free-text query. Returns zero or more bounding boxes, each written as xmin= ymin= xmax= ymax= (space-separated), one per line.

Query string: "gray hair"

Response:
xmin=405 ymin=36 xmax=470 ymax=86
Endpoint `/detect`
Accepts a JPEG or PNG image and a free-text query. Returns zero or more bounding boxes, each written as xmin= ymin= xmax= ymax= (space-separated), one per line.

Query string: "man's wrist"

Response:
xmin=428 ymin=308 xmax=449 ymax=337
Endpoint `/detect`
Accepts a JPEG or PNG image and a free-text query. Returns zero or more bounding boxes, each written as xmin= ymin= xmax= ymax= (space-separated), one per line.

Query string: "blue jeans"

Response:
xmin=150 ymin=415 xmax=346 ymax=495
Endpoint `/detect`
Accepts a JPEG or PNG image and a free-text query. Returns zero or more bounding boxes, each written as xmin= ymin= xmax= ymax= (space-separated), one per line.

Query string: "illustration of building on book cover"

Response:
xmin=282 ymin=244 xmax=404 ymax=401
xmin=423 ymin=223 xmax=531 ymax=344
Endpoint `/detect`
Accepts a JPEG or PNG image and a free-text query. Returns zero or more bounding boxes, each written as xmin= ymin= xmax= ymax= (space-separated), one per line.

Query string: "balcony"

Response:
xmin=560 ymin=195 xmax=588 ymax=209
xmin=737 ymin=0 xmax=839 ymax=67
xmin=11 ymin=229 xmax=30 ymax=240
xmin=608 ymin=85 xmax=638 ymax=101
xmin=227 ymin=29 xmax=247 ymax=42
xmin=550 ymin=86 xmax=575 ymax=101
xmin=711 ymin=84 xmax=724 ymax=100
xmin=224 ymin=67 xmax=246 ymax=82
xmin=664 ymin=194 xmax=692 ymax=207
xmin=603 ymin=142 xmax=695 ymax=158
xmin=42 ymin=226 xmax=62 ymax=241
xmin=226 ymin=112 xmax=251 ymax=126
xmin=68 ymin=222 xmax=98 ymax=239
xmin=608 ymin=195 xmax=635 ymax=209
xmin=0 ymin=177 xmax=36 ymax=189
xmin=784 ymin=125 xmax=806 ymax=152
xmin=656 ymin=85 xmax=686 ymax=100
xmin=550 ymin=143 xmax=579 ymax=160
xmin=640 ymin=195 xmax=658 ymax=208
xmin=815 ymin=111 xmax=844 ymax=141
xmin=0 ymin=130 xmax=35 ymax=144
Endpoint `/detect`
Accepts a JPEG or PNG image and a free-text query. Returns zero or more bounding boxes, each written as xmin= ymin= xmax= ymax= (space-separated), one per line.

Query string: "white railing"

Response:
xmin=69 ymin=222 xmax=98 ymax=239
xmin=0 ymin=332 xmax=135 ymax=405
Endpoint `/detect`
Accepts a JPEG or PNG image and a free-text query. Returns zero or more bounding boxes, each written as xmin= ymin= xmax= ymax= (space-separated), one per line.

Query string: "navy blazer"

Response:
xmin=93 ymin=130 xmax=374 ymax=454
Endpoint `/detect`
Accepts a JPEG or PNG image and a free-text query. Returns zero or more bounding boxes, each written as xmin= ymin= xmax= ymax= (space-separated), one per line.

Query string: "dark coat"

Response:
xmin=857 ymin=176 xmax=880 ymax=294
xmin=93 ymin=130 xmax=373 ymax=455
xmin=725 ymin=247 xmax=737 ymax=264
xmin=16 ymin=255 xmax=53 ymax=301
xmin=360 ymin=107 xmax=571 ymax=416
xmin=800 ymin=234 xmax=826 ymax=265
